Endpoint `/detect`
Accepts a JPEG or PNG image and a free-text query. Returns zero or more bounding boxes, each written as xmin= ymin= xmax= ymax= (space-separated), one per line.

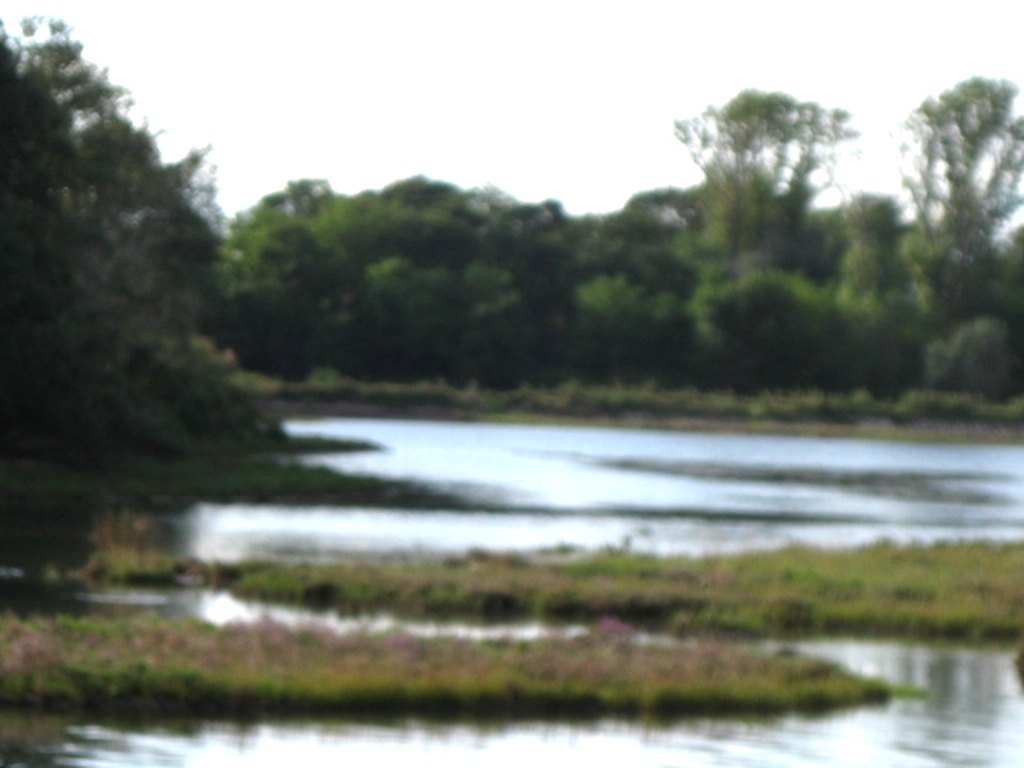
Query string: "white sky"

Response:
xmin=4 ymin=1 xmax=1024 ymax=218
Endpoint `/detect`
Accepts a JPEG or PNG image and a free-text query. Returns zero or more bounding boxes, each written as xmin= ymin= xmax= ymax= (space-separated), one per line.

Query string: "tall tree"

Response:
xmin=675 ymin=90 xmax=855 ymax=261
xmin=902 ymin=77 xmax=1024 ymax=323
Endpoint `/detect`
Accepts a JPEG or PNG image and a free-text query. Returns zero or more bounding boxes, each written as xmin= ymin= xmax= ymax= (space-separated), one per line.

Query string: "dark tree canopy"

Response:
xmin=0 ymin=19 xmax=266 ymax=464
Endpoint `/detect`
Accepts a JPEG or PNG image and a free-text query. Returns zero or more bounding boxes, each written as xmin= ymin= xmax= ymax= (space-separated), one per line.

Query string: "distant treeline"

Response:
xmin=213 ymin=76 xmax=1024 ymax=400
xmin=6 ymin=18 xmax=1024 ymax=464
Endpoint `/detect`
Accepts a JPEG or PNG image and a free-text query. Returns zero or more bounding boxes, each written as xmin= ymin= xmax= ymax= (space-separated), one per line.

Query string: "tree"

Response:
xmin=0 ymin=19 xmax=80 ymax=458
xmin=577 ymin=188 xmax=701 ymax=299
xmin=923 ymin=317 xmax=1011 ymax=399
xmin=457 ymin=262 xmax=528 ymax=387
xmin=257 ymin=178 xmax=334 ymax=218
xmin=1 ymin=19 xmax=263 ymax=462
xmin=693 ymin=270 xmax=853 ymax=392
xmin=838 ymin=195 xmax=910 ymax=299
xmin=361 ymin=256 xmax=463 ymax=379
xmin=675 ymin=90 xmax=856 ymax=260
xmin=484 ymin=200 xmax=578 ymax=380
xmin=902 ymin=78 xmax=1024 ymax=323
xmin=568 ymin=274 xmax=692 ymax=382
xmin=16 ymin=17 xmax=224 ymax=338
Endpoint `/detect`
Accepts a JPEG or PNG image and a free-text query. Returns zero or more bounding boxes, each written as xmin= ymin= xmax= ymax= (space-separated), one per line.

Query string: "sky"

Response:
xmin=4 ymin=1 xmax=1024 ymax=219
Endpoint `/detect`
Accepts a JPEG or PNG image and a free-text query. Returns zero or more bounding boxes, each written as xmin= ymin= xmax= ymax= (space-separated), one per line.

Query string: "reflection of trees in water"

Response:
xmin=789 ymin=641 xmax=1021 ymax=764
xmin=0 ymin=712 xmax=69 ymax=768
xmin=881 ymin=645 xmax=1014 ymax=761
xmin=0 ymin=501 xmax=173 ymax=617
xmin=0 ymin=502 xmax=96 ymax=575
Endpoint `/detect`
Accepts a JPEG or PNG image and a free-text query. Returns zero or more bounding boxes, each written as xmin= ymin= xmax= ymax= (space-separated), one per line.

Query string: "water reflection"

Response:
xmin=80 ymin=587 xmax=587 ymax=641
xmin=0 ymin=501 xmax=97 ymax=579
xmin=590 ymin=457 xmax=1008 ymax=505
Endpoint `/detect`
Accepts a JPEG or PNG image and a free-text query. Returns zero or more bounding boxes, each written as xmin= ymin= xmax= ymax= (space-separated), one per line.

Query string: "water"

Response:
xmin=4 ymin=418 xmax=1024 ymax=766
xmin=171 ymin=418 xmax=1024 ymax=563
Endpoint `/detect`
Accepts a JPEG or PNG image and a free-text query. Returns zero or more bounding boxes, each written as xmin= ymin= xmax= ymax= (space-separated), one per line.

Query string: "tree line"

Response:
xmin=5 ymin=19 xmax=1024 ymax=464
xmin=213 ymin=81 xmax=1024 ymax=399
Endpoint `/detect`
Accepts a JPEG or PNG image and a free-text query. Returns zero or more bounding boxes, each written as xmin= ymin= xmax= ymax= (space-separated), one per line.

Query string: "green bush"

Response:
xmin=924 ymin=317 xmax=1012 ymax=399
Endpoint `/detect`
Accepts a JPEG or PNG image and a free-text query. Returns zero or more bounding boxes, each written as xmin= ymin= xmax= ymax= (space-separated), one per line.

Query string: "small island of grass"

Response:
xmin=84 ymin=534 xmax=1024 ymax=644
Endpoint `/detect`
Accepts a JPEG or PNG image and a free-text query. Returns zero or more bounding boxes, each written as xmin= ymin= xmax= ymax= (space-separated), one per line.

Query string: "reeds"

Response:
xmin=0 ymin=614 xmax=888 ymax=716
xmin=83 ymin=509 xmax=175 ymax=583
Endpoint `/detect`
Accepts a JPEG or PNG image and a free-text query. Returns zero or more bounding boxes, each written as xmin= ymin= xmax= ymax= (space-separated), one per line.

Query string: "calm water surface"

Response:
xmin=173 ymin=418 xmax=1024 ymax=562
xmin=3 ymin=418 xmax=1024 ymax=766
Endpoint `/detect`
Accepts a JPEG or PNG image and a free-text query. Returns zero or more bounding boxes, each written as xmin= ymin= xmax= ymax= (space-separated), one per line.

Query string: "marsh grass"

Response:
xmin=89 ymin=509 xmax=156 ymax=555
xmin=83 ymin=510 xmax=176 ymax=584
xmin=116 ymin=543 xmax=1024 ymax=643
xmin=82 ymin=515 xmax=1024 ymax=642
xmin=0 ymin=614 xmax=888 ymax=716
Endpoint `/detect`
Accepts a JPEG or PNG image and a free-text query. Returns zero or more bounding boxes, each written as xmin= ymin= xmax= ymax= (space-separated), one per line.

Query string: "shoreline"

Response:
xmin=261 ymin=397 xmax=1024 ymax=444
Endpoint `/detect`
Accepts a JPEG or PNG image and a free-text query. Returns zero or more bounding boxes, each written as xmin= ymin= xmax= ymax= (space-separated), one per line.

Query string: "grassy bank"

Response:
xmin=252 ymin=377 xmax=1024 ymax=443
xmin=0 ymin=435 xmax=459 ymax=508
xmin=88 ymin=540 xmax=1024 ymax=643
xmin=0 ymin=614 xmax=888 ymax=717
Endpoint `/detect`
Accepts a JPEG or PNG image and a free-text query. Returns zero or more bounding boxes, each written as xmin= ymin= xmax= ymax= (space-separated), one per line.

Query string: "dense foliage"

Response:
xmin=0 ymin=19 xmax=268 ymax=464
xmin=211 ymin=84 xmax=1024 ymax=398
xmin=7 ymin=20 xmax=1024 ymax=468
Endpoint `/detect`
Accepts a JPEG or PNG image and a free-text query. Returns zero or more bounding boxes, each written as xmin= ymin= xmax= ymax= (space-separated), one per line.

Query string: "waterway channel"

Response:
xmin=3 ymin=418 xmax=1024 ymax=765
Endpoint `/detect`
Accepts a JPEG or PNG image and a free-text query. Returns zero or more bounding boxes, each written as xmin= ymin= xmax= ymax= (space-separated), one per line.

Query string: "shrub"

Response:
xmin=924 ymin=317 xmax=1012 ymax=400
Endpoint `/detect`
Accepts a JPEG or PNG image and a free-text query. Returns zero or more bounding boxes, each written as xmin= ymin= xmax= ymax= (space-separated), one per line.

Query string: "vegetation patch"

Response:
xmin=0 ymin=436 xmax=459 ymax=509
xmin=88 ymin=541 xmax=1024 ymax=643
xmin=0 ymin=614 xmax=888 ymax=717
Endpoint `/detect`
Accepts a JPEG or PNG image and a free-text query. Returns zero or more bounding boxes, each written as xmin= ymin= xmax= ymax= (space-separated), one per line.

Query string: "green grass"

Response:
xmin=0 ymin=614 xmax=889 ymax=717
xmin=89 ymin=542 xmax=1024 ymax=643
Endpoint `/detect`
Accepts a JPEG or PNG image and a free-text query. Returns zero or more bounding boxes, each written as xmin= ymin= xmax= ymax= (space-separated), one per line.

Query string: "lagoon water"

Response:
xmin=5 ymin=418 xmax=1024 ymax=766
xmin=175 ymin=418 xmax=1024 ymax=562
